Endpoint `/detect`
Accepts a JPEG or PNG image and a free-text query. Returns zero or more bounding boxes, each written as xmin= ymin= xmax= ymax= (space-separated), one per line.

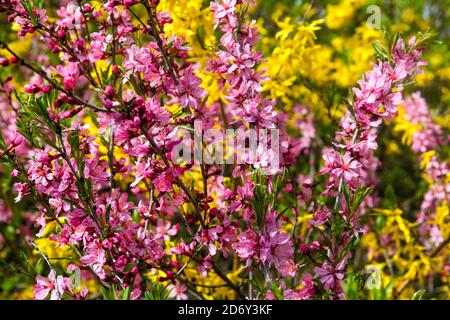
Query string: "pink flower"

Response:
xmin=13 ymin=182 xmax=30 ymax=202
xmin=56 ymin=3 xmax=83 ymax=29
xmin=314 ymin=259 xmax=347 ymax=290
xmin=144 ymin=96 xmax=172 ymax=123
xmin=28 ymin=162 xmax=54 ymax=187
xmin=153 ymin=166 xmax=184 ymax=193
xmin=87 ymin=32 xmax=107 ymax=63
xmin=56 ymin=62 xmax=79 ymax=90
xmin=260 ymin=212 xmax=297 ymax=277
xmin=243 ymin=144 xmax=279 ymax=174
xmin=319 ymin=148 xmax=339 ymax=176
xmin=210 ymin=0 xmax=237 ymax=27
xmin=430 ymin=225 xmax=443 ymax=247
xmin=232 ymin=229 xmax=257 ymax=262
xmin=49 ymin=197 xmax=70 ymax=216
xmin=34 ymin=270 xmax=67 ymax=300
xmin=283 ymin=274 xmax=315 ymax=300
xmin=168 ymin=282 xmax=188 ymax=300
xmin=80 ymin=239 xmax=107 ymax=279
xmin=176 ymin=66 xmax=206 ymax=109
xmin=131 ymin=160 xmax=155 ymax=187
xmin=123 ymin=45 xmax=161 ymax=86
xmin=234 ymin=99 xmax=277 ymax=129
xmin=310 ymin=207 xmax=331 ymax=227
xmin=130 ymin=288 xmax=142 ymax=300
xmin=331 ymin=152 xmax=361 ymax=183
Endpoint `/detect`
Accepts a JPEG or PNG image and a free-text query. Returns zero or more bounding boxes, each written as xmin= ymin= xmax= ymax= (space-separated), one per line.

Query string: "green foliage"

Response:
xmin=144 ymin=280 xmax=171 ymax=300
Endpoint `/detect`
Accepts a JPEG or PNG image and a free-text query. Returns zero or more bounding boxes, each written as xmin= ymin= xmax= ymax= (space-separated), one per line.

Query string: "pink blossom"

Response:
xmin=34 ymin=270 xmax=67 ymax=300
xmin=176 ymin=66 xmax=206 ymax=109
xmin=314 ymin=259 xmax=347 ymax=291
xmin=232 ymin=229 xmax=257 ymax=262
xmin=332 ymin=152 xmax=361 ymax=183
xmin=168 ymin=283 xmax=188 ymax=300
xmin=80 ymin=239 xmax=107 ymax=279
xmin=260 ymin=212 xmax=297 ymax=277
xmin=56 ymin=62 xmax=80 ymax=90
xmin=310 ymin=207 xmax=331 ymax=227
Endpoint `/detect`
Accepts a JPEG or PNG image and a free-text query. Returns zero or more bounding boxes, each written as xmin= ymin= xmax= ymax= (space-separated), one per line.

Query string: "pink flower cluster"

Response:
xmin=209 ymin=1 xmax=276 ymax=130
xmin=0 ymin=0 xmax=432 ymax=301
xmin=314 ymin=38 xmax=426 ymax=294
xmin=402 ymin=92 xmax=443 ymax=153
xmin=400 ymin=93 xmax=449 ymax=249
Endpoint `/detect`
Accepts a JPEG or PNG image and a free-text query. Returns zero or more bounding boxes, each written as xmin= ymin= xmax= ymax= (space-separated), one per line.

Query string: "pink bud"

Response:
xmin=224 ymin=188 xmax=234 ymax=199
xmin=40 ymin=85 xmax=51 ymax=94
xmin=123 ymin=0 xmax=135 ymax=7
xmin=134 ymin=96 xmax=144 ymax=106
xmin=10 ymin=133 xmax=25 ymax=148
xmin=133 ymin=116 xmax=141 ymax=127
xmin=104 ymin=99 xmax=113 ymax=109
xmin=131 ymin=267 xmax=139 ymax=275
xmin=57 ymin=29 xmax=66 ymax=39
xmin=63 ymin=76 xmax=75 ymax=90
xmin=60 ymin=107 xmax=82 ymax=119
xmin=112 ymin=65 xmax=120 ymax=75
xmin=24 ymin=83 xmax=39 ymax=94
xmin=105 ymin=85 xmax=115 ymax=99
xmin=0 ymin=57 xmax=9 ymax=66
xmin=300 ymin=244 xmax=309 ymax=254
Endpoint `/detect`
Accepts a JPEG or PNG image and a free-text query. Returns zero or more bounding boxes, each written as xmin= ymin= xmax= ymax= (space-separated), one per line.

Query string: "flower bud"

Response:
xmin=24 ymin=83 xmax=39 ymax=94
xmin=123 ymin=0 xmax=135 ymax=7
xmin=112 ymin=64 xmax=120 ymax=75
xmin=300 ymin=244 xmax=309 ymax=254
xmin=0 ymin=57 xmax=9 ymax=66
xmin=63 ymin=76 xmax=75 ymax=90
xmin=40 ymin=85 xmax=51 ymax=94
xmin=104 ymin=99 xmax=113 ymax=109
xmin=57 ymin=29 xmax=66 ymax=39
xmin=134 ymin=96 xmax=144 ymax=106
xmin=54 ymin=99 xmax=63 ymax=108
xmin=60 ymin=107 xmax=82 ymax=119
xmin=105 ymin=85 xmax=115 ymax=99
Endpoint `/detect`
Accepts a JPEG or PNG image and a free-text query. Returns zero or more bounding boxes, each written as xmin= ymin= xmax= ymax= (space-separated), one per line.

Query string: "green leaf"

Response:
xmin=175 ymin=124 xmax=194 ymax=132
xmin=412 ymin=290 xmax=425 ymax=300
xmin=343 ymin=183 xmax=351 ymax=209
xmin=196 ymin=26 xmax=206 ymax=49
xmin=0 ymin=129 xmax=6 ymax=150
xmin=121 ymin=286 xmax=131 ymax=300
xmin=105 ymin=203 xmax=112 ymax=227
xmin=101 ymin=287 xmax=116 ymax=300
xmin=372 ymin=41 xmax=388 ymax=61
xmin=0 ymin=260 xmax=17 ymax=273
xmin=19 ymin=250 xmax=31 ymax=273
xmin=145 ymin=279 xmax=171 ymax=300
xmin=351 ymin=187 xmax=372 ymax=214
xmin=35 ymin=257 xmax=44 ymax=275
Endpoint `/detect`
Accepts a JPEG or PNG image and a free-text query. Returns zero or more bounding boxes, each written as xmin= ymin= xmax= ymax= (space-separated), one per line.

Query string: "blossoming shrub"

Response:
xmin=0 ymin=0 xmax=448 ymax=300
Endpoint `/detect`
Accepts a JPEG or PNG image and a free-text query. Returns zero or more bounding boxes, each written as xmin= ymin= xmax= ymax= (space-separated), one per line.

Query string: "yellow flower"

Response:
xmin=325 ymin=0 xmax=366 ymax=30
xmin=393 ymin=106 xmax=422 ymax=146
xmin=34 ymin=237 xmax=74 ymax=267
